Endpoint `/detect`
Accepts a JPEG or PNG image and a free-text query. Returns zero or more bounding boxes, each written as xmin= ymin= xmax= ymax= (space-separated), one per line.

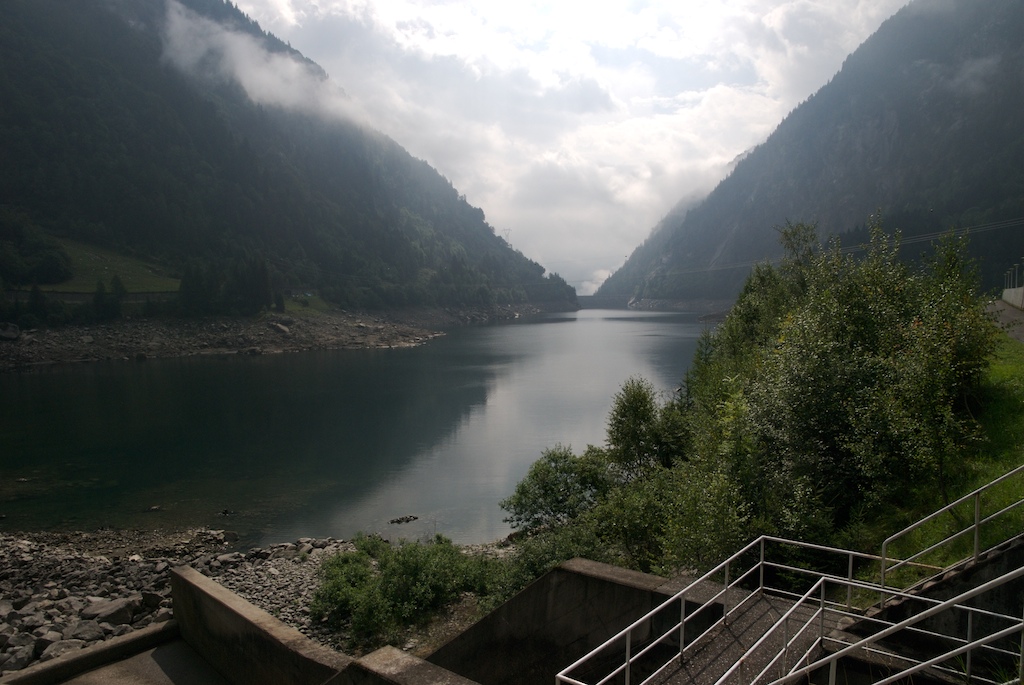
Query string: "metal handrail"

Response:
xmin=881 ymin=463 xmax=1024 ymax=588
xmin=768 ymin=564 xmax=1024 ymax=685
xmin=556 ymin=536 xmax=894 ymax=685
xmin=556 ymin=536 xmax=761 ymax=685
xmin=711 ymin=563 xmax=1023 ymax=685
xmin=557 ymin=465 xmax=1024 ymax=685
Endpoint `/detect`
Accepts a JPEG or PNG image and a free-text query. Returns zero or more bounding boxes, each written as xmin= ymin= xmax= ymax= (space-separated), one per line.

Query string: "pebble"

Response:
xmin=0 ymin=529 xmax=353 ymax=676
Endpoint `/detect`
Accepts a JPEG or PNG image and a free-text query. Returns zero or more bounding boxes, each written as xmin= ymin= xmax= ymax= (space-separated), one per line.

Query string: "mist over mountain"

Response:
xmin=599 ymin=0 xmax=1024 ymax=307
xmin=0 ymin=0 xmax=576 ymax=311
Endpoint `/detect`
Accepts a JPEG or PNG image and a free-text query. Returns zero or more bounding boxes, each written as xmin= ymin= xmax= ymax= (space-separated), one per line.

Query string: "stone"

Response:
xmin=67 ymin=619 xmax=104 ymax=642
xmin=81 ymin=596 xmax=138 ymax=625
xmin=33 ymin=631 xmax=63 ymax=656
xmin=0 ymin=322 xmax=19 ymax=342
xmin=19 ymin=613 xmax=46 ymax=632
xmin=39 ymin=639 xmax=86 ymax=663
xmin=141 ymin=591 xmax=164 ymax=609
xmin=7 ymin=633 xmax=35 ymax=650
xmin=3 ymin=646 xmax=34 ymax=672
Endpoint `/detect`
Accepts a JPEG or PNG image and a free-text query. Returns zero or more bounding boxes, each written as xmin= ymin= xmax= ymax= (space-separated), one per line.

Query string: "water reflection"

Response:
xmin=0 ymin=310 xmax=707 ymax=544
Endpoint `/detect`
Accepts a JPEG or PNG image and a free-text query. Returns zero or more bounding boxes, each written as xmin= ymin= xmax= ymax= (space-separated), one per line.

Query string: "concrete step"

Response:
xmin=651 ymin=593 xmax=835 ymax=685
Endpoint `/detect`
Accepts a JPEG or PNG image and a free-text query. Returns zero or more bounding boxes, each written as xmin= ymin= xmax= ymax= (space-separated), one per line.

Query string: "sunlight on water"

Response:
xmin=0 ymin=310 xmax=708 ymax=544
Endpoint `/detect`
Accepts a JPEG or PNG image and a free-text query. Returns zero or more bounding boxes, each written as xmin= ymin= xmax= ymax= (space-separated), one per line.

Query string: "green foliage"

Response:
xmin=684 ymin=220 xmax=998 ymax=540
xmin=310 ymin=534 xmax=494 ymax=648
xmin=0 ymin=208 xmax=72 ymax=286
xmin=501 ymin=218 xmax=997 ymax=594
xmin=500 ymin=445 xmax=612 ymax=533
xmin=485 ymin=519 xmax=611 ymax=608
xmin=606 ymin=377 xmax=661 ymax=478
xmin=656 ymin=460 xmax=749 ymax=574
xmin=177 ymin=256 xmax=274 ymax=316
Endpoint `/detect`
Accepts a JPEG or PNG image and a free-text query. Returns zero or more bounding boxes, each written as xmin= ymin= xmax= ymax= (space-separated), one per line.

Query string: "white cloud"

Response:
xmin=162 ymin=0 xmax=365 ymax=123
xmin=220 ymin=0 xmax=910 ymax=294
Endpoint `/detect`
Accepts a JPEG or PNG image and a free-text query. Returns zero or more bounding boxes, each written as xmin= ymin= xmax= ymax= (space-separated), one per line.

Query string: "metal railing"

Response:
xmin=722 ymin=570 xmax=1024 ymax=685
xmin=881 ymin=463 xmax=1024 ymax=589
xmin=555 ymin=536 xmax=890 ymax=685
xmin=557 ymin=464 xmax=1024 ymax=685
xmin=766 ymin=565 xmax=1024 ymax=685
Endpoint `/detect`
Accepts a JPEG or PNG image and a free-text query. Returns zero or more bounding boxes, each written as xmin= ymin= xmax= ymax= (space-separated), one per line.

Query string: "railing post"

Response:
xmin=880 ymin=540 xmax=888 ymax=591
xmin=760 ymin=538 xmax=766 ymax=594
xmin=724 ymin=561 xmax=731 ymax=625
xmin=1018 ymin=604 xmax=1024 ymax=685
xmin=974 ymin=492 xmax=981 ymax=562
xmin=966 ymin=611 xmax=973 ymax=683
xmin=783 ymin=614 xmax=790 ymax=672
xmin=829 ymin=658 xmax=838 ymax=685
xmin=847 ymin=552 xmax=854 ymax=610
xmin=820 ymin=582 xmax=826 ymax=644
xmin=625 ymin=627 xmax=632 ymax=685
xmin=679 ymin=595 xmax=687 ymax=660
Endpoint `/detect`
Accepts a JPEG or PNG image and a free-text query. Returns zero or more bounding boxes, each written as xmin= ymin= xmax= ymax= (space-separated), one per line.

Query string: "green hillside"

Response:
xmin=600 ymin=0 xmax=1024 ymax=306
xmin=0 ymin=0 xmax=576 ymax=315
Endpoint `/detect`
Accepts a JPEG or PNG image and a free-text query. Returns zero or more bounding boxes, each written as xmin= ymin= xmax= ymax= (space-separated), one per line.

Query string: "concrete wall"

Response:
xmin=427 ymin=558 xmax=720 ymax=685
xmin=338 ymin=648 xmax=480 ymax=685
xmin=170 ymin=566 xmax=351 ymax=685
xmin=1002 ymin=288 xmax=1024 ymax=309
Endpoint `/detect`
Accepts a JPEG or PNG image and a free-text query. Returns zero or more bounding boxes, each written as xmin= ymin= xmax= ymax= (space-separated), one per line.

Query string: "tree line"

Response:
xmin=307 ymin=219 xmax=1002 ymax=651
xmin=503 ymin=219 xmax=998 ymax=573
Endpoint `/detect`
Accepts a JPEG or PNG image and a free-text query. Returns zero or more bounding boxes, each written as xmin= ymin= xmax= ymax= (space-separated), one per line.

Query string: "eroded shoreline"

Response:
xmin=0 ymin=303 xmax=551 ymax=372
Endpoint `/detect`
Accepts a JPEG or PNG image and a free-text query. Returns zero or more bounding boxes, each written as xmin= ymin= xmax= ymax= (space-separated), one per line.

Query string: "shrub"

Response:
xmin=311 ymin=534 xmax=496 ymax=647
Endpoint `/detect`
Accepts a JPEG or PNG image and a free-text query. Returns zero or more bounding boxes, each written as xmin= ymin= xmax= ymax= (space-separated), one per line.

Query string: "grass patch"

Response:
xmin=44 ymin=238 xmax=179 ymax=293
xmin=283 ymin=293 xmax=336 ymax=316
xmin=862 ymin=333 xmax=1024 ymax=584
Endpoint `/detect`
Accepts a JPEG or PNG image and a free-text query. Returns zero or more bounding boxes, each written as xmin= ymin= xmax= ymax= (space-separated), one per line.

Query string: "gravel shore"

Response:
xmin=0 ymin=528 xmax=499 ymax=677
xmin=0 ymin=303 xmax=552 ymax=372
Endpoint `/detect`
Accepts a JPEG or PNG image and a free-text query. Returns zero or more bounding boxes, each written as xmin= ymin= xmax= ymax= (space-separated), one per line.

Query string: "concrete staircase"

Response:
xmin=651 ymin=593 xmax=832 ymax=685
xmin=554 ymin=464 xmax=1024 ymax=685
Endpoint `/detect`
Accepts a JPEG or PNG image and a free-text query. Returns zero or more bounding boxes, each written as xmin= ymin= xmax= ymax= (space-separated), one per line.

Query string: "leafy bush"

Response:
xmin=311 ymin=534 xmax=495 ymax=647
xmin=500 ymin=445 xmax=612 ymax=533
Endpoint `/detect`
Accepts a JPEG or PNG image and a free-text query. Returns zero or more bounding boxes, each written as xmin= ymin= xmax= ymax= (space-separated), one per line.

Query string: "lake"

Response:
xmin=0 ymin=309 xmax=707 ymax=546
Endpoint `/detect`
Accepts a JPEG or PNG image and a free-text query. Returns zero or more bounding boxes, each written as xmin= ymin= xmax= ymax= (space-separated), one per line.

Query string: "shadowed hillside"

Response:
xmin=600 ymin=0 xmax=1024 ymax=307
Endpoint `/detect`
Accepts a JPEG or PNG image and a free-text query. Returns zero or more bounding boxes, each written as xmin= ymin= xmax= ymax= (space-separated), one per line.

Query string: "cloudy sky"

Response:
xmin=219 ymin=0 xmax=910 ymax=294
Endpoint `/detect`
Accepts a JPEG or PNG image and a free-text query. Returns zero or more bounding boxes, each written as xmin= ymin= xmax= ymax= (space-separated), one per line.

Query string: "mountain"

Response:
xmin=0 ymin=0 xmax=577 ymax=313
xmin=600 ymin=0 xmax=1024 ymax=308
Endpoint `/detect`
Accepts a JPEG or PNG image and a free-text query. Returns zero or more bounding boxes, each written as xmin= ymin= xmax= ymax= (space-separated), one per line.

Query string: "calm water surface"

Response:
xmin=0 ymin=310 xmax=706 ymax=545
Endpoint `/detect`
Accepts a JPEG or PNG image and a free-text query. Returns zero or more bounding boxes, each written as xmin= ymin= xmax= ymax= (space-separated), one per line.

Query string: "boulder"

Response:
xmin=3 ymin=645 xmax=34 ymax=672
xmin=66 ymin=619 xmax=104 ymax=642
xmin=141 ymin=591 xmax=164 ymax=609
xmin=80 ymin=596 xmax=139 ymax=625
xmin=33 ymin=631 xmax=63 ymax=656
xmin=39 ymin=639 xmax=86 ymax=663
xmin=0 ymin=322 xmax=19 ymax=342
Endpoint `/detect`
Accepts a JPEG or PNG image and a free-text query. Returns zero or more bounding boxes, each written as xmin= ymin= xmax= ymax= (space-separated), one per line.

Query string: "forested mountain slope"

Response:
xmin=0 ymin=0 xmax=576 ymax=312
xmin=599 ymin=0 xmax=1024 ymax=306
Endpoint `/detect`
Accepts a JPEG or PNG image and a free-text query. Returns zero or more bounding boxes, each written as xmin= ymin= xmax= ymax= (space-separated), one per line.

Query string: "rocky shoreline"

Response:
xmin=0 ymin=528 xmax=497 ymax=676
xmin=0 ymin=303 xmax=552 ymax=372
